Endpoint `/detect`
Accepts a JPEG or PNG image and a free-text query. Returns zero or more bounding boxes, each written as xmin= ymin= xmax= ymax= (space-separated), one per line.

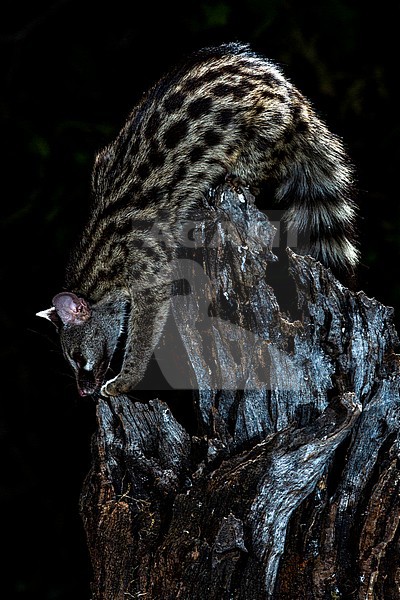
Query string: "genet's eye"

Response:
xmin=72 ymin=351 xmax=86 ymax=369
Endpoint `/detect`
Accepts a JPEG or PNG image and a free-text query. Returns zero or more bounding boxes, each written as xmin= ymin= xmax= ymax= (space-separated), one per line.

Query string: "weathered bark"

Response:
xmin=80 ymin=184 xmax=400 ymax=599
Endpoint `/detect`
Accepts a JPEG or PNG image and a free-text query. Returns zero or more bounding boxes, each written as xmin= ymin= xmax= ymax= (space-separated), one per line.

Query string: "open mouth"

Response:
xmin=78 ymin=381 xmax=102 ymax=397
xmin=77 ymin=362 xmax=107 ymax=396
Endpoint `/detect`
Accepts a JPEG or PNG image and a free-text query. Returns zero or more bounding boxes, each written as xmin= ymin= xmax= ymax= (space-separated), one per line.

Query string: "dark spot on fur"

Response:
xmin=190 ymin=145 xmax=207 ymax=163
xmin=137 ymin=162 xmax=150 ymax=180
xmin=130 ymin=237 xmax=144 ymax=250
xmin=291 ymin=105 xmax=302 ymax=119
xmin=182 ymin=77 xmax=200 ymax=93
xmin=263 ymin=72 xmax=284 ymax=87
xmin=261 ymin=89 xmax=279 ymax=101
xmin=254 ymin=136 xmax=271 ymax=152
xmin=114 ymin=221 xmax=134 ymax=238
xmin=133 ymin=188 xmax=161 ymax=209
xmin=177 ymin=163 xmax=187 ymax=178
xmin=221 ymin=64 xmax=247 ymax=76
xmin=216 ymin=108 xmax=234 ymax=127
xmin=109 ymin=259 xmax=125 ymax=278
xmin=295 ymin=119 xmax=309 ymax=135
xmin=144 ymin=111 xmax=161 ymax=138
xmin=282 ymin=128 xmax=295 ymax=145
xmin=145 ymin=186 xmax=161 ymax=203
xmin=148 ymin=146 xmax=166 ymax=168
xmin=131 ymin=267 xmax=142 ymax=279
xmin=183 ymin=70 xmax=225 ymax=93
xmin=143 ymin=245 xmax=158 ymax=257
xmin=164 ymin=91 xmax=185 ymax=113
xmin=204 ymin=130 xmax=222 ymax=147
xmin=164 ymin=119 xmax=189 ymax=149
xmin=170 ymin=163 xmax=188 ymax=187
xmin=212 ymin=83 xmax=241 ymax=98
xmin=187 ymin=96 xmax=213 ymax=119
xmin=209 ymin=170 xmax=224 ymax=187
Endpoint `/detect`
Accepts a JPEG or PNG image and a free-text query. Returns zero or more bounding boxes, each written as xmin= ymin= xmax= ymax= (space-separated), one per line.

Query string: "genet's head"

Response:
xmin=37 ymin=292 xmax=124 ymax=396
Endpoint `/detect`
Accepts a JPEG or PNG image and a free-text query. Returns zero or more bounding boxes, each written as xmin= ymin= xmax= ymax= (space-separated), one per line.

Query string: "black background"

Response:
xmin=1 ymin=1 xmax=399 ymax=597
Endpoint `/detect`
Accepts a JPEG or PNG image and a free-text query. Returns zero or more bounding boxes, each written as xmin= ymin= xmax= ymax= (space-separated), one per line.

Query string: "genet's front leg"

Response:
xmin=101 ymin=287 xmax=171 ymax=397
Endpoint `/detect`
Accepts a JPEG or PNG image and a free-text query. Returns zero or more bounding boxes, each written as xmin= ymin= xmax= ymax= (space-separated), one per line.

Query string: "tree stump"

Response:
xmin=79 ymin=184 xmax=400 ymax=599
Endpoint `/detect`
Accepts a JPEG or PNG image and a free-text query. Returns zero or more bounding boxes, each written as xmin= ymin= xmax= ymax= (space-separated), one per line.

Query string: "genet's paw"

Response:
xmin=100 ymin=376 xmax=131 ymax=398
xmin=100 ymin=381 xmax=116 ymax=397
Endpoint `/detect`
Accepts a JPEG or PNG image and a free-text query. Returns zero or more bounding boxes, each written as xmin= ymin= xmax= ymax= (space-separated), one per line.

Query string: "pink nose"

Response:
xmin=78 ymin=387 xmax=91 ymax=396
xmin=78 ymin=383 xmax=97 ymax=396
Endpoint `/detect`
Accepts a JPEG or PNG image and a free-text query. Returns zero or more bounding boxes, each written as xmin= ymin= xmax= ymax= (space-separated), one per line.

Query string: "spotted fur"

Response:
xmin=38 ymin=42 xmax=359 ymax=397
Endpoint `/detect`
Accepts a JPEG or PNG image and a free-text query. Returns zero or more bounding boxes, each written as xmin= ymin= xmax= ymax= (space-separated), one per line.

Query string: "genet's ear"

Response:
xmin=36 ymin=307 xmax=61 ymax=329
xmin=52 ymin=292 xmax=91 ymax=326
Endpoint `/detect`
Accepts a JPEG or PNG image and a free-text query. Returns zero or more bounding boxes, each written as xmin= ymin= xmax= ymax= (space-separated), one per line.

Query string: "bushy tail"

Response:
xmin=276 ymin=112 xmax=359 ymax=273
